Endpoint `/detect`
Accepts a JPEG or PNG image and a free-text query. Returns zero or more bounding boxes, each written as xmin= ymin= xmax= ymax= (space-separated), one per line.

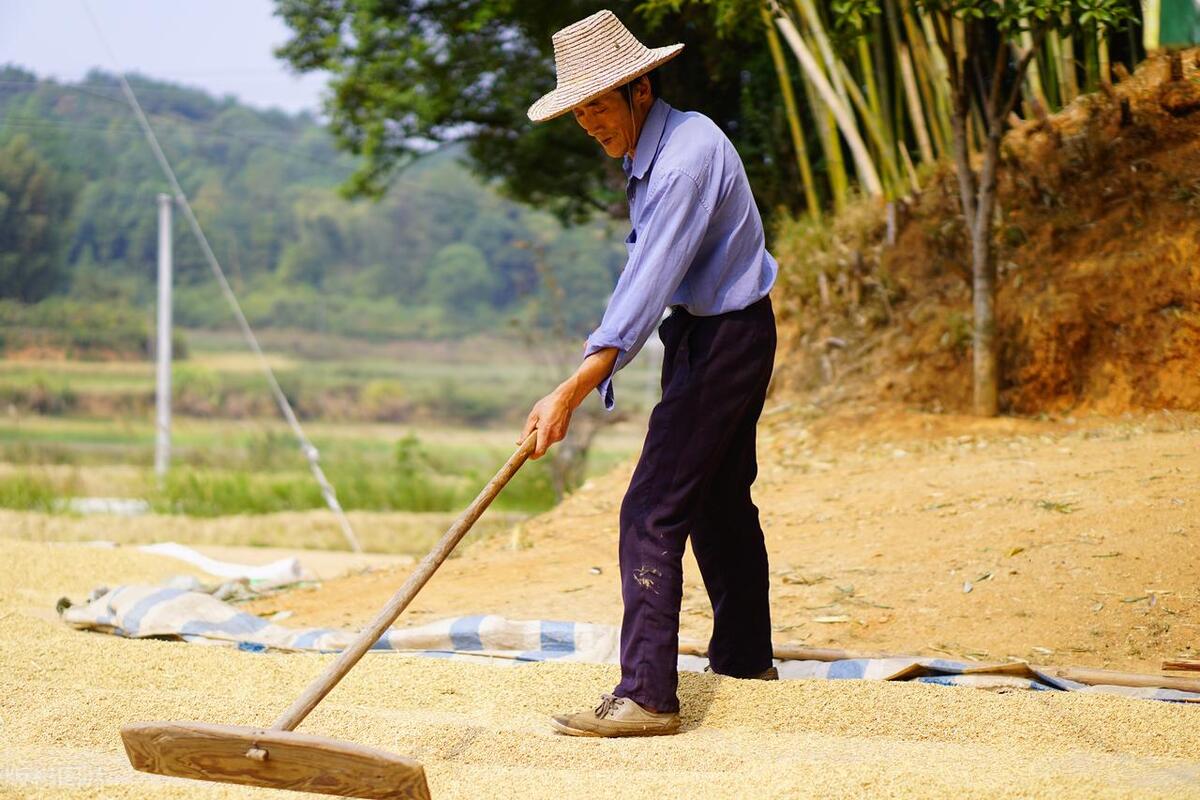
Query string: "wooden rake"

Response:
xmin=121 ymin=433 xmax=538 ymax=800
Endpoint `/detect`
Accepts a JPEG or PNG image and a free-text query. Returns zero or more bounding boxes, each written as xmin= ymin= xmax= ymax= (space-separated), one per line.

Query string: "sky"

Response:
xmin=0 ymin=0 xmax=329 ymax=115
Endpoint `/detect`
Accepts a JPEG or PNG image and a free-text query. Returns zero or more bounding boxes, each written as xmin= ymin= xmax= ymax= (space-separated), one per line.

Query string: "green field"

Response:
xmin=0 ymin=332 xmax=654 ymax=536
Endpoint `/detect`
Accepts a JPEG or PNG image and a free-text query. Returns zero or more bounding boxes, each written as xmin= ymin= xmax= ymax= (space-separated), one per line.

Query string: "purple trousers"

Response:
xmin=613 ymin=294 xmax=776 ymax=713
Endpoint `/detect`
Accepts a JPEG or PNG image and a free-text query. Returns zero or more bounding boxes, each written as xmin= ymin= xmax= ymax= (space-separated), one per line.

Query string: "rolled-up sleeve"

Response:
xmin=584 ymin=169 xmax=713 ymax=410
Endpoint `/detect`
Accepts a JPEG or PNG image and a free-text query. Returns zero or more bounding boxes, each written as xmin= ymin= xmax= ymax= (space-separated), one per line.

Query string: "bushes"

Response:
xmin=151 ymin=470 xmax=325 ymax=516
xmin=175 ymin=280 xmax=496 ymax=342
xmin=139 ymin=434 xmax=556 ymax=517
xmin=0 ymin=298 xmax=187 ymax=359
xmin=0 ymin=473 xmax=64 ymax=511
xmin=0 ymin=374 xmax=78 ymax=415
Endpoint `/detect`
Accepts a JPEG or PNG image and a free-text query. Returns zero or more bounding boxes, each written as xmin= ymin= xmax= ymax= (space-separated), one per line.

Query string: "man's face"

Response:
xmin=572 ymin=89 xmax=634 ymax=159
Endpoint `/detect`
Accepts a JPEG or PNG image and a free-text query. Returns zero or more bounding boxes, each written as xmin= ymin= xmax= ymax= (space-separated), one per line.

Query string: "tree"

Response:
xmin=916 ymin=0 xmax=1135 ymax=414
xmin=272 ymin=0 xmax=805 ymax=221
xmin=426 ymin=242 xmax=498 ymax=313
xmin=0 ymin=135 xmax=75 ymax=302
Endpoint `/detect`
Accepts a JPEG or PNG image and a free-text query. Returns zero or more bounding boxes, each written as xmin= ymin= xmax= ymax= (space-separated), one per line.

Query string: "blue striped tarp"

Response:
xmin=61 ymin=584 xmax=1200 ymax=703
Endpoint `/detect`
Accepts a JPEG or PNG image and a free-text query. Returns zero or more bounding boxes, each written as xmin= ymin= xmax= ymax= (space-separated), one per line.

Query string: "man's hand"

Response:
xmin=520 ymin=386 xmax=574 ymax=460
xmin=518 ymin=347 xmax=619 ymax=460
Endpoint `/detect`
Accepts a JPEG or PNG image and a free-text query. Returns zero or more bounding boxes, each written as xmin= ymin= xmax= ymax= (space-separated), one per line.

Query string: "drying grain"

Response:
xmin=3 ymin=537 xmax=1200 ymax=799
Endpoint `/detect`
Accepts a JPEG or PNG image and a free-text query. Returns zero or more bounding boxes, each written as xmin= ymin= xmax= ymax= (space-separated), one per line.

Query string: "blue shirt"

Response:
xmin=583 ymin=98 xmax=778 ymax=409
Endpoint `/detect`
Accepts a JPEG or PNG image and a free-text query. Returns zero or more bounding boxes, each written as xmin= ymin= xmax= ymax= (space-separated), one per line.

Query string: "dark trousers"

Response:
xmin=613 ymin=294 xmax=776 ymax=713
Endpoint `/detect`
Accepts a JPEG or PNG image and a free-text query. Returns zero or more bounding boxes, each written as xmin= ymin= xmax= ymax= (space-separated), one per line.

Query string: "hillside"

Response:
xmin=772 ymin=49 xmax=1200 ymax=415
xmin=0 ymin=66 xmax=622 ymax=345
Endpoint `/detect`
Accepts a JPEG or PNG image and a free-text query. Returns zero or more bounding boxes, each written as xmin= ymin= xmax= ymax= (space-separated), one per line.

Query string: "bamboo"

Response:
xmin=919 ymin=10 xmax=956 ymax=148
xmin=761 ymin=5 xmax=822 ymax=219
xmin=1060 ymin=12 xmax=1079 ymax=103
xmin=837 ymin=59 xmax=906 ymax=194
xmin=794 ymin=14 xmax=851 ymax=209
xmin=1084 ymin=20 xmax=1100 ymax=91
xmin=898 ymin=42 xmax=934 ymax=163
xmin=1144 ymin=0 xmax=1162 ymax=51
xmin=884 ymin=0 xmax=910 ymax=171
xmin=897 ymin=144 xmax=919 ymax=193
xmin=1044 ymin=30 xmax=1064 ymax=108
xmin=775 ymin=12 xmax=884 ymax=197
xmin=901 ymin=1 xmax=949 ymax=157
xmin=858 ymin=36 xmax=884 ymax=131
xmin=871 ymin=13 xmax=897 ymax=167
xmin=799 ymin=65 xmax=848 ymax=212
xmin=1098 ymin=24 xmax=1111 ymax=86
xmin=1020 ymin=29 xmax=1050 ymax=111
xmin=808 ymin=81 xmax=848 ymax=209
xmin=793 ymin=0 xmax=853 ymax=108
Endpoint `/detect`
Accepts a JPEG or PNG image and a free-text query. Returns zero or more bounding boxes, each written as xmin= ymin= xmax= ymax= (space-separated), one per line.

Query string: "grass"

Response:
xmin=0 ymin=328 xmax=661 ymax=425
xmin=0 ymin=337 xmax=648 ymax=527
xmin=0 ymin=426 xmax=584 ymax=517
xmin=0 ymin=473 xmax=63 ymax=512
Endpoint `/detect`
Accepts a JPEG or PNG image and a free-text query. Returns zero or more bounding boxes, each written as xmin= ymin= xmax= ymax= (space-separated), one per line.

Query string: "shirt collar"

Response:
xmin=622 ymin=98 xmax=671 ymax=183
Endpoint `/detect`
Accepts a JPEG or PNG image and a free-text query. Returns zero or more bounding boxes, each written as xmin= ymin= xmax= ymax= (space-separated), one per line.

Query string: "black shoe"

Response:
xmin=703 ymin=664 xmax=779 ymax=680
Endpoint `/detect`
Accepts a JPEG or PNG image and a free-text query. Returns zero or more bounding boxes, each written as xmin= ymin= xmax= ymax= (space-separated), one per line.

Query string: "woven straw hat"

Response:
xmin=527 ymin=10 xmax=684 ymax=123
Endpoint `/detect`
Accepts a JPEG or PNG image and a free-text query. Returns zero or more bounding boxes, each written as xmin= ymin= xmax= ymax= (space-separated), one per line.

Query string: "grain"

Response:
xmin=3 ymin=537 xmax=1200 ymax=799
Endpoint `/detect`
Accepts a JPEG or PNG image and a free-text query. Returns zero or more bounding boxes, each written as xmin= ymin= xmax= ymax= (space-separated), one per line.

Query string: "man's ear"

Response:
xmin=635 ymin=75 xmax=653 ymax=103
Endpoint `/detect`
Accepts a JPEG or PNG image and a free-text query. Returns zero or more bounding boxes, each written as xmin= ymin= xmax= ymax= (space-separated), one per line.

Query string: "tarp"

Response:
xmin=135 ymin=542 xmax=306 ymax=584
xmin=61 ymin=584 xmax=1200 ymax=703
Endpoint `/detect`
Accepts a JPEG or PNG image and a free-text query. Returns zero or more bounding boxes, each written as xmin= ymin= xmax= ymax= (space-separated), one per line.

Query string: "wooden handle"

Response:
xmin=270 ymin=432 xmax=538 ymax=732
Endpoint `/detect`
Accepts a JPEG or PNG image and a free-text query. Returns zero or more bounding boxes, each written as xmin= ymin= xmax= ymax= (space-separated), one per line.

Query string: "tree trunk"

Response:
xmin=970 ymin=189 xmax=999 ymax=416
xmin=970 ymin=120 xmax=1002 ymax=416
xmin=948 ymin=82 xmax=999 ymax=416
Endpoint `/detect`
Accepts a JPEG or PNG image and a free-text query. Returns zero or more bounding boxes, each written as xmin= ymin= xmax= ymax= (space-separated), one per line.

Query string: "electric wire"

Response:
xmin=79 ymin=0 xmax=362 ymax=552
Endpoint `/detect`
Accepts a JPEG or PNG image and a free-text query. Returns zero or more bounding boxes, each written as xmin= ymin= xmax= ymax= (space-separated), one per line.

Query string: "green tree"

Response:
xmin=0 ymin=67 xmax=622 ymax=340
xmin=272 ymin=0 xmax=804 ymax=221
xmin=426 ymin=242 xmax=498 ymax=313
xmin=0 ymin=135 xmax=75 ymax=301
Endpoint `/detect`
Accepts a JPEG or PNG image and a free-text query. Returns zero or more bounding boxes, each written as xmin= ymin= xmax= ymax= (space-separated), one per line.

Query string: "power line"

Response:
xmin=79 ymin=0 xmax=362 ymax=553
xmin=1 ymin=81 xmax=479 ymax=201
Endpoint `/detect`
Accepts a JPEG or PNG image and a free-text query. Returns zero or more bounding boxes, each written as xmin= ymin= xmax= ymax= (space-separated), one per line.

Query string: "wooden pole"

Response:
xmin=682 ymin=641 xmax=1200 ymax=693
xmin=270 ymin=433 xmax=537 ymax=733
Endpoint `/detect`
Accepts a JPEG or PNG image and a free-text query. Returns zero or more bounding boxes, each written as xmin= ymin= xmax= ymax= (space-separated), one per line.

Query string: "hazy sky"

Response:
xmin=0 ymin=0 xmax=329 ymax=114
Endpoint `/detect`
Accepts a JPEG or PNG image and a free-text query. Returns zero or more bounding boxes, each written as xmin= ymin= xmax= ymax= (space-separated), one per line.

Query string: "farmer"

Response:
xmin=520 ymin=9 xmax=779 ymax=737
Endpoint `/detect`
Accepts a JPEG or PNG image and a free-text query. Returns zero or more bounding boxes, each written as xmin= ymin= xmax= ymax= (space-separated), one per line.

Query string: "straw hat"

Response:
xmin=527 ymin=10 xmax=684 ymax=123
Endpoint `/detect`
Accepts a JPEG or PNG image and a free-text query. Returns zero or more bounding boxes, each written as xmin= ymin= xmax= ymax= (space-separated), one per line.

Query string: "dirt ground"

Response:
xmin=242 ymin=406 xmax=1199 ymax=676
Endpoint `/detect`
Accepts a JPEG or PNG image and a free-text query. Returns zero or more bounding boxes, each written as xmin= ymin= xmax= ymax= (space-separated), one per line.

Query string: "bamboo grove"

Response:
xmin=750 ymin=0 xmax=1149 ymax=217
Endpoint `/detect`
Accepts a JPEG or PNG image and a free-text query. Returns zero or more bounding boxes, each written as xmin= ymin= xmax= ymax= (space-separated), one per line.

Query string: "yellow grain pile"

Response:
xmin=3 ymin=537 xmax=1199 ymax=799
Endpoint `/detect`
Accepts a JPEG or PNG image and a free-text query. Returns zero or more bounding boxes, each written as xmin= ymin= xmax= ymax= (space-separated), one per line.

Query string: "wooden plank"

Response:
xmin=121 ymin=722 xmax=430 ymax=800
xmin=1043 ymin=666 xmax=1200 ymax=694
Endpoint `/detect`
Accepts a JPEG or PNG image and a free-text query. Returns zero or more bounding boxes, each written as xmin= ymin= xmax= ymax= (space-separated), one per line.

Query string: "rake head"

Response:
xmin=121 ymin=721 xmax=430 ymax=800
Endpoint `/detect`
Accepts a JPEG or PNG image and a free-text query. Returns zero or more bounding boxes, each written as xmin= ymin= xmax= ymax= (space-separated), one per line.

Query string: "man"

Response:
xmin=520 ymin=9 xmax=779 ymax=737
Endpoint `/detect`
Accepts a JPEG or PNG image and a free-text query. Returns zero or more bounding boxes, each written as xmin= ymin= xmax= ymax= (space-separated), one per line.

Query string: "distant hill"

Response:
xmin=0 ymin=66 xmax=623 ymax=344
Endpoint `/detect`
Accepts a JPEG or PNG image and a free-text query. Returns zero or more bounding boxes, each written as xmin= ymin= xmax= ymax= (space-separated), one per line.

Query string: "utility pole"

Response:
xmin=155 ymin=193 xmax=173 ymax=481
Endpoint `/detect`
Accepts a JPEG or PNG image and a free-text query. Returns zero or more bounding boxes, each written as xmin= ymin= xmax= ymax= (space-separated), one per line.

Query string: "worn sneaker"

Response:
xmin=703 ymin=664 xmax=780 ymax=680
xmin=551 ymin=693 xmax=681 ymax=737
